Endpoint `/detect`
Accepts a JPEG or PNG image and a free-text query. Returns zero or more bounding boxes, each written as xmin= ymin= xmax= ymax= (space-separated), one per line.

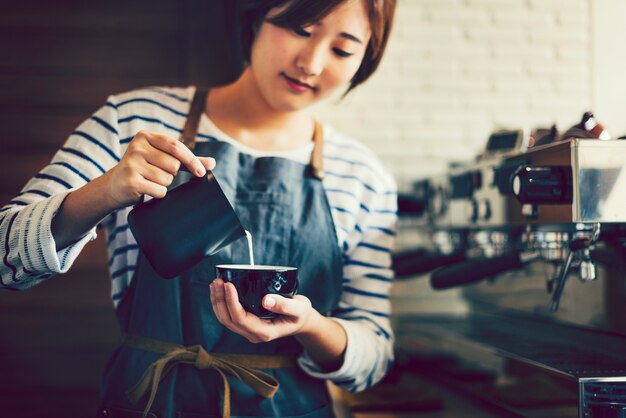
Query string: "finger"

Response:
xmin=209 ymin=279 xmax=219 ymax=310
xmin=132 ymin=175 xmax=168 ymax=200
xmin=262 ymin=294 xmax=310 ymax=318
xmin=198 ymin=157 xmax=216 ymax=171
xmin=125 ymin=131 xmax=181 ymax=175
xmin=223 ymin=282 xmax=250 ymax=323
xmin=211 ymin=279 xmax=234 ymax=324
xmin=210 ymin=280 xmax=231 ymax=324
xmin=145 ymin=133 xmax=206 ymax=177
xmin=224 ymin=283 xmax=274 ymax=341
xmin=137 ymin=162 xmax=175 ymax=188
xmin=143 ymin=147 xmax=182 ymax=175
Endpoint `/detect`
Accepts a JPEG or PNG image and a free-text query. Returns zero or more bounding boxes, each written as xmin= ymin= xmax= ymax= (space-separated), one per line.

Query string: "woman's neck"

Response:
xmin=205 ymin=69 xmax=314 ymax=152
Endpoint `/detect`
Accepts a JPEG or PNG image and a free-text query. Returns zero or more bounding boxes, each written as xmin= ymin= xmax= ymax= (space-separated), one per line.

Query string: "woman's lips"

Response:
xmin=281 ymin=73 xmax=314 ymax=93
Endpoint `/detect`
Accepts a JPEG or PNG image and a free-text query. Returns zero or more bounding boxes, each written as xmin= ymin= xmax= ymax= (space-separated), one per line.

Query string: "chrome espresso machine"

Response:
xmin=393 ymin=118 xmax=626 ymax=417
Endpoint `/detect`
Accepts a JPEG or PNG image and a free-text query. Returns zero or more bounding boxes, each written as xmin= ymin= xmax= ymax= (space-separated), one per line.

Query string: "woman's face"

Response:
xmin=249 ymin=0 xmax=371 ymax=112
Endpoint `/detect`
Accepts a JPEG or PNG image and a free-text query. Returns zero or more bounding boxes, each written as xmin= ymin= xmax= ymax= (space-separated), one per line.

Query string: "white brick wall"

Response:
xmin=312 ymin=0 xmax=606 ymax=190
xmin=592 ymin=1 xmax=626 ymax=136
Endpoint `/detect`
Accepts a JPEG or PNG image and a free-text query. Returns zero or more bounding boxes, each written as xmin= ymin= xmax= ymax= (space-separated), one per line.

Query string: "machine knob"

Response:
xmin=451 ymin=171 xmax=481 ymax=198
xmin=430 ymin=186 xmax=447 ymax=217
xmin=511 ymin=166 xmax=572 ymax=204
xmin=477 ymin=199 xmax=491 ymax=221
xmin=465 ymin=199 xmax=478 ymax=223
xmin=397 ymin=193 xmax=427 ymax=216
xmin=397 ymin=180 xmax=431 ymax=216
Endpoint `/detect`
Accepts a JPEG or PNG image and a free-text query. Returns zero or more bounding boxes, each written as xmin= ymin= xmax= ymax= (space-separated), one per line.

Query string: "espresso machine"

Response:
xmin=393 ymin=123 xmax=626 ymax=417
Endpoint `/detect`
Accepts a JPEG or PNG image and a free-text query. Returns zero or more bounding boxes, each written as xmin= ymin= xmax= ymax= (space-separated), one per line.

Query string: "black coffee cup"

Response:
xmin=215 ymin=265 xmax=299 ymax=319
xmin=128 ymin=171 xmax=246 ymax=279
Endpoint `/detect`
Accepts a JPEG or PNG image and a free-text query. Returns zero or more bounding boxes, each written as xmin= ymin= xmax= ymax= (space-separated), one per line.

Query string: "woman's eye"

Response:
xmin=292 ymin=27 xmax=311 ymax=37
xmin=333 ymin=48 xmax=353 ymax=58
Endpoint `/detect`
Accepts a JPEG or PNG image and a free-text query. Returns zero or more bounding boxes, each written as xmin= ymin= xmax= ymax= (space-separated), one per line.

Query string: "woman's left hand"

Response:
xmin=209 ymin=278 xmax=319 ymax=343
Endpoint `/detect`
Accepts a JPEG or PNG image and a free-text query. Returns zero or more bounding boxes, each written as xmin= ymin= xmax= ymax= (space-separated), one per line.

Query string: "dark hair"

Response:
xmin=239 ymin=0 xmax=396 ymax=94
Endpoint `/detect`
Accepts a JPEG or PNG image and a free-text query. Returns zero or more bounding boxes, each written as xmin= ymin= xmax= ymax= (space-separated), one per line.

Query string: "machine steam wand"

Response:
xmin=550 ymin=223 xmax=601 ymax=312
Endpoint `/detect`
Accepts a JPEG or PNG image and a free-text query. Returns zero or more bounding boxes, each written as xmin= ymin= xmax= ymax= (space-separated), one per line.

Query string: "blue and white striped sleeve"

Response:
xmin=0 ymin=96 xmax=122 ymax=290
xmin=298 ymin=155 xmax=398 ymax=391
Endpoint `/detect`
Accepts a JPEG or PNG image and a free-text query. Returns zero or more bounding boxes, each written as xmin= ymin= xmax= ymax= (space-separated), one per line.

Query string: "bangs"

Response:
xmin=265 ymin=0 xmax=346 ymax=29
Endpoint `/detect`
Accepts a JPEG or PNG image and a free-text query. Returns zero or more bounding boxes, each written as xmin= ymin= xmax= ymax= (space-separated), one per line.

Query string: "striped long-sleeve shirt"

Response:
xmin=0 ymin=86 xmax=397 ymax=392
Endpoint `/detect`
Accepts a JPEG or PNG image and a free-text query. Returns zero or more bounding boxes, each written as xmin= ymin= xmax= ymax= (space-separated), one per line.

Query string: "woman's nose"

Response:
xmin=295 ymin=44 xmax=326 ymax=77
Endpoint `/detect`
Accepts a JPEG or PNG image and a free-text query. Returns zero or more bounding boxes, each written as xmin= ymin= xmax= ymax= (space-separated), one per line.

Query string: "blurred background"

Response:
xmin=1 ymin=0 xmax=625 ymax=417
xmin=314 ymin=0 xmax=626 ymax=188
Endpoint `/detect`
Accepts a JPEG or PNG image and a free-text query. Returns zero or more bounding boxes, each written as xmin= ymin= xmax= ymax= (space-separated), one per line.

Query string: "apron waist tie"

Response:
xmin=122 ymin=334 xmax=297 ymax=418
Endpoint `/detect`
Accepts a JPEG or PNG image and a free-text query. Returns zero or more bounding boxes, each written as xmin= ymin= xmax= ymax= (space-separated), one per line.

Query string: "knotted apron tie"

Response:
xmin=123 ymin=334 xmax=296 ymax=418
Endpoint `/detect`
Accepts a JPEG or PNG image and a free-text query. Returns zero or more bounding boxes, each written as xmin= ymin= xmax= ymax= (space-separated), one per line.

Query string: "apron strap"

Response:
xmin=309 ymin=120 xmax=325 ymax=180
xmin=180 ymin=88 xmax=209 ymax=150
xmin=181 ymin=87 xmax=325 ymax=180
xmin=123 ymin=334 xmax=296 ymax=418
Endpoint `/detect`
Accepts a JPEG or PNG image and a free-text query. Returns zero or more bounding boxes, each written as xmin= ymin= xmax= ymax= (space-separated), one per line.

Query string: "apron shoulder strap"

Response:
xmin=309 ymin=120 xmax=325 ymax=180
xmin=180 ymin=88 xmax=209 ymax=150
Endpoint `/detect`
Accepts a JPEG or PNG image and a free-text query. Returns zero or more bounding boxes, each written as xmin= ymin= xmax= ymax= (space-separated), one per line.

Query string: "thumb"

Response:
xmin=262 ymin=294 xmax=310 ymax=317
xmin=198 ymin=156 xmax=216 ymax=171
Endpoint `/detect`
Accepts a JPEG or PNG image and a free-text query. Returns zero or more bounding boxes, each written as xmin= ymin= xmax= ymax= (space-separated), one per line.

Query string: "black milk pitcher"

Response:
xmin=127 ymin=171 xmax=245 ymax=279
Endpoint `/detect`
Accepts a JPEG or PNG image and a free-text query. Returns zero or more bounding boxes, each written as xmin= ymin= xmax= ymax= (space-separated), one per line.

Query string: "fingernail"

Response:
xmin=195 ymin=161 xmax=206 ymax=176
xmin=264 ymin=297 xmax=276 ymax=308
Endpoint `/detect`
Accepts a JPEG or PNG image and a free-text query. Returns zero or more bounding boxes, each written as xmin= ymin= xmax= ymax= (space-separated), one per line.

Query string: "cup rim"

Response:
xmin=215 ymin=264 xmax=297 ymax=271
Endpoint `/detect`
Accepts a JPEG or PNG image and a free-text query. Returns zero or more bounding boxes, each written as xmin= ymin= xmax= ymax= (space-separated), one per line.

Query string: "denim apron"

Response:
xmin=96 ymin=89 xmax=343 ymax=418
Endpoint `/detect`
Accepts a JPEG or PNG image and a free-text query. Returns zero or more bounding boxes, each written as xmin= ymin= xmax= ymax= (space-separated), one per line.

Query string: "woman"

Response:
xmin=0 ymin=0 xmax=397 ymax=416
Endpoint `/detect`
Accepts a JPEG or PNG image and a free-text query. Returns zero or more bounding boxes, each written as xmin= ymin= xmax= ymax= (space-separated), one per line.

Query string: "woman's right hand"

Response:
xmin=102 ymin=131 xmax=216 ymax=209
